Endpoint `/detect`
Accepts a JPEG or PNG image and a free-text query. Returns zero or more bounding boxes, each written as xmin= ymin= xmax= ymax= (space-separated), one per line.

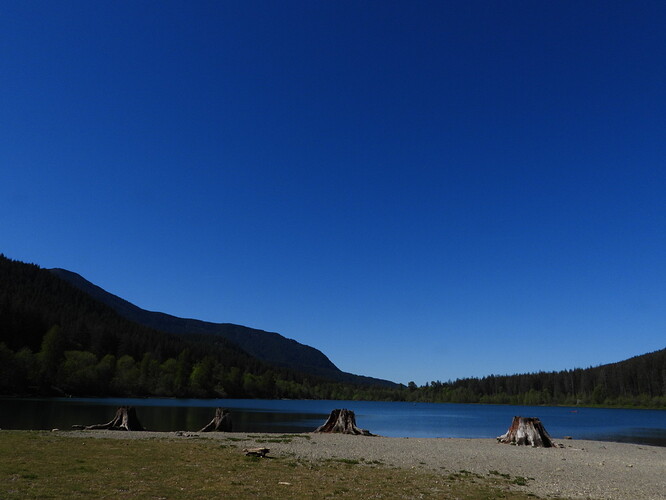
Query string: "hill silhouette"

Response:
xmin=0 ymin=254 xmax=396 ymax=398
xmin=49 ymin=268 xmax=394 ymax=387
xmin=1 ymin=254 xmax=663 ymax=408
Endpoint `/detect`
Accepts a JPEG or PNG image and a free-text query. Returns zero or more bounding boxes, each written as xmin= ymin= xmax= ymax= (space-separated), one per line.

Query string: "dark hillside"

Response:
xmin=49 ymin=268 xmax=340 ymax=374
xmin=0 ymin=255 xmax=396 ymax=400
xmin=0 ymin=255 xmax=266 ymax=395
xmin=50 ymin=267 xmax=395 ymax=387
xmin=3 ymin=254 xmax=661 ymax=407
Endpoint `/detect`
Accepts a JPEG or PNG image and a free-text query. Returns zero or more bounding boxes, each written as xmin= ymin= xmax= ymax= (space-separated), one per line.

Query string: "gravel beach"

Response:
xmin=62 ymin=430 xmax=666 ymax=499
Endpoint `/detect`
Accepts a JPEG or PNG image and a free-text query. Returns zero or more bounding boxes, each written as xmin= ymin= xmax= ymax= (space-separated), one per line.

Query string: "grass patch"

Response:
xmin=0 ymin=431 xmax=545 ymax=499
xmin=489 ymin=470 xmax=533 ymax=487
xmin=489 ymin=470 xmax=511 ymax=479
xmin=327 ymin=458 xmax=361 ymax=465
xmin=250 ymin=434 xmax=312 ymax=444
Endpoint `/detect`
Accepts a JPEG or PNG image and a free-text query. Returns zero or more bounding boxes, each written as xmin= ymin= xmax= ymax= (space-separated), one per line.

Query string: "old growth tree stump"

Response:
xmin=72 ymin=406 xmax=144 ymax=431
xmin=497 ymin=416 xmax=557 ymax=447
xmin=199 ymin=407 xmax=232 ymax=432
xmin=314 ymin=409 xmax=374 ymax=436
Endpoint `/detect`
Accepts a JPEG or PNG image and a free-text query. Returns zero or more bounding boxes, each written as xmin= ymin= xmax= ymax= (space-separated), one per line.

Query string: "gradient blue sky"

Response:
xmin=2 ymin=1 xmax=665 ymax=385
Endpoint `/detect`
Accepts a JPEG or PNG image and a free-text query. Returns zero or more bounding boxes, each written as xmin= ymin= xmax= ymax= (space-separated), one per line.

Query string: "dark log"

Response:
xmin=314 ymin=408 xmax=374 ymax=436
xmin=72 ymin=406 xmax=144 ymax=431
xmin=243 ymin=447 xmax=270 ymax=457
xmin=497 ymin=416 xmax=557 ymax=447
xmin=199 ymin=407 xmax=232 ymax=432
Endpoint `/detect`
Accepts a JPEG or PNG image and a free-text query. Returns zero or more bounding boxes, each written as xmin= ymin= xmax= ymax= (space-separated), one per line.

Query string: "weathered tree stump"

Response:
xmin=314 ymin=408 xmax=374 ymax=436
xmin=497 ymin=416 xmax=556 ymax=447
xmin=72 ymin=406 xmax=144 ymax=431
xmin=199 ymin=407 xmax=232 ymax=432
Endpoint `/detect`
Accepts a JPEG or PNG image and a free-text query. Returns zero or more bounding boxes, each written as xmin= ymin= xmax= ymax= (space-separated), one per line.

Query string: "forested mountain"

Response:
xmin=51 ymin=268 xmax=340 ymax=379
xmin=0 ymin=255 xmax=396 ymax=399
xmin=1 ymin=254 xmax=664 ymax=408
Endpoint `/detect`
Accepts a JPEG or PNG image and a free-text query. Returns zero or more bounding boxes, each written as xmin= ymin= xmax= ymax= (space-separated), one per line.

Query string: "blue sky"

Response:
xmin=2 ymin=1 xmax=665 ymax=385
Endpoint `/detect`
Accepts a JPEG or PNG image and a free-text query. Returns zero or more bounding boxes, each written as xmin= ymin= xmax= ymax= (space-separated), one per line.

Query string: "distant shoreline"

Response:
xmin=2 ymin=394 xmax=665 ymax=412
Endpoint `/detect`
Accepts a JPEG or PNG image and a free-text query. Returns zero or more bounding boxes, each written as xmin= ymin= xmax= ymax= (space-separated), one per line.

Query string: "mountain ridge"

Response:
xmin=1 ymin=255 xmax=663 ymax=406
xmin=49 ymin=267 xmax=395 ymax=387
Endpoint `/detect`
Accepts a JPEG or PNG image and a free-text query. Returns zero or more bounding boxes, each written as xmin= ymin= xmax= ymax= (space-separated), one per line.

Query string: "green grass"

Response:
xmin=0 ymin=431 xmax=547 ymax=499
xmin=326 ymin=458 xmax=361 ymax=465
xmin=489 ymin=470 xmax=533 ymax=486
xmin=249 ymin=434 xmax=312 ymax=444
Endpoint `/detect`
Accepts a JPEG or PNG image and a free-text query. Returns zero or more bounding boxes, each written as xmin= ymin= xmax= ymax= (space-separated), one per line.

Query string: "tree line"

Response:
xmin=1 ymin=254 xmax=664 ymax=407
xmin=0 ymin=254 xmax=396 ymax=400
xmin=0 ymin=325 xmax=398 ymax=400
xmin=403 ymin=346 xmax=666 ymax=409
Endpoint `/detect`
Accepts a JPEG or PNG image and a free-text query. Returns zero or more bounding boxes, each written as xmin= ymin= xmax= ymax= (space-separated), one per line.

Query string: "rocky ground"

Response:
xmin=62 ymin=430 xmax=666 ymax=499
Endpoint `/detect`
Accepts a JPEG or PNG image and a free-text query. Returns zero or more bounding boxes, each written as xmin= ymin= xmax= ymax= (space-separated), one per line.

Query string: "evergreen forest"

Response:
xmin=1 ymin=255 xmax=664 ymax=408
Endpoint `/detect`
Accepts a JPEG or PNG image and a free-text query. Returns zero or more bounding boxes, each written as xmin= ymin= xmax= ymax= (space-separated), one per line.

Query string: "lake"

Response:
xmin=1 ymin=398 xmax=665 ymax=447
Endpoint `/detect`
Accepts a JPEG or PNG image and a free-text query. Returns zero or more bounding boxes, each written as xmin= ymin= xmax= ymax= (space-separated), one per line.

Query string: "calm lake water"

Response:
xmin=2 ymin=398 xmax=665 ymax=447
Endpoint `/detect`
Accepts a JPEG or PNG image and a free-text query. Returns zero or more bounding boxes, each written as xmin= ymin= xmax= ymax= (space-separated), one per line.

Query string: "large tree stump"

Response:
xmin=314 ymin=409 xmax=374 ymax=436
xmin=497 ymin=416 xmax=556 ymax=447
xmin=72 ymin=406 xmax=144 ymax=431
xmin=199 ymin=407 xmax=232 ymax=432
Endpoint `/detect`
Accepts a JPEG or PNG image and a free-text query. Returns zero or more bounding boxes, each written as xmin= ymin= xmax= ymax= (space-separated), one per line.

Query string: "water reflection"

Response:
xmin=0 ymin=398 xmax=328 ymax=433
xmin=1 ymin=398 xmax=665 ymax=447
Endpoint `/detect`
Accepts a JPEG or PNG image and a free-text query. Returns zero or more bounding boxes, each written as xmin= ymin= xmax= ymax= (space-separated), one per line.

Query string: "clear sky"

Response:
xmin=2 ymin=1 xmax=665 ymax=385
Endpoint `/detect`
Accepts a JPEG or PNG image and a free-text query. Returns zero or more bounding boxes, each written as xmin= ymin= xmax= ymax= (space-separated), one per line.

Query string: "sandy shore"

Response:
xmin=60 ymin=430 xmax=666 ymax=499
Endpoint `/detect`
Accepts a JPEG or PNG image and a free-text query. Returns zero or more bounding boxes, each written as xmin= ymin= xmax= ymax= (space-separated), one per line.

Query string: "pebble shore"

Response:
xmin=62 ymin=430 xmax=666 ymax=499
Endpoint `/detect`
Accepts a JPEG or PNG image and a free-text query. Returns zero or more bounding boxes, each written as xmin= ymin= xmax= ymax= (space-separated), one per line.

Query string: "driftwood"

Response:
xmin=199 ymin=407 xmax=232 ymax=432
xmin=314 ymin=408 xmax=374 ymax=436
xmin=497 ymin=416 xmax=556 ymax=447
xmin=72 ymin=406 xmax=144 ymax=431
xmin=243 ymin=447 xmax=270 ymax=457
